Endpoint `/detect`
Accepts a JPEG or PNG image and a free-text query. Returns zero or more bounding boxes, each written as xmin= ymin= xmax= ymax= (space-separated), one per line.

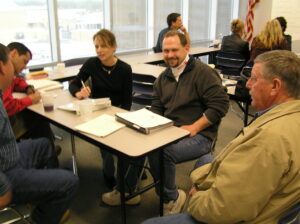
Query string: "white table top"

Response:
xmin=28 ymin=89 xmax=189 ymax=157
xmin=44 ymin=46 xmax=219 ymax=81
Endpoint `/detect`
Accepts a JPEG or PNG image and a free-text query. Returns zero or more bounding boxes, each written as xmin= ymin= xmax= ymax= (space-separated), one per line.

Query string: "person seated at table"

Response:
xmin=3 ymin=42 xmax=61 ymax=166
xmin=69 ymin=29 xmax=133 ymax=189
xmin=220 ymin=19 xmax=250 ymax=61
xmin=102 ymin=31 xmax=229 ymax=211
xmin=142 ymin=50 xmax=300 ymax=224
xmin=155 ymin=13 xmax=190 ymax=53
xmin=276 ymin=16 xmax=292 ymax=51
xmin=249 ymin=19 xmax=288 ymax=64
xmin=0 ymin=43 xmax=79 ymax=224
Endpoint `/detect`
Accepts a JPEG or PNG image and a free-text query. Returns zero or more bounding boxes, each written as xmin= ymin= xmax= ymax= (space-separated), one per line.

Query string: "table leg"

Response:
xmin=70 ymin=134 xmax=78 ymax=175
xmin=159 ymin=148 xmax=164 ymax=216
xmin=118 ymin=156 xmax=127 ymax=224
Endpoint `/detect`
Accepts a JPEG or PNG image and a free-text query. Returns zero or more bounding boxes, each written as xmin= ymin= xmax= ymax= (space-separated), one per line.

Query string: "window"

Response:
xmin=189 ymin=0 xmax=212 ymax=42
xmin=0 ymin=0 xmax=52 ymax=66
xmin=153 ymin=0 xmax=182 ymax=46
xmin=215 ymin=0 xmax=234 ymax=38
xmin=111 ymin=0 xmax=147 ymax=51
xmin=57 ymin=0 xmax=104 ymax=60
xmin=0 ymin=0 xmax=238 ymax=67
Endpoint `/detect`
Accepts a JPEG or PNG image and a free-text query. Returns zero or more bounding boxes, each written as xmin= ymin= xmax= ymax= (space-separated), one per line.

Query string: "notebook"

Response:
xmin=115 ymin=108 xmax=173 ymax=134
xmin=26 ymin=79 xmax=63 ymax=91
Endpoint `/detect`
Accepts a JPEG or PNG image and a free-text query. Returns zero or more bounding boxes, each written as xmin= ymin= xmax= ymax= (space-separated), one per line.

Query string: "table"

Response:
xmin=46 ymin=46 xmax=220 ymax=82
xmin=27 ymin=89 xmax=189 ymax=224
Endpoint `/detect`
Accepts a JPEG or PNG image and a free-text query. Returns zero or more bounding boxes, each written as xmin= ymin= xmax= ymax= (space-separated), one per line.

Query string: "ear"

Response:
xmin=9 ymin=49 xmax=17 ymax=58
xmin=0 ymin=61 xmax=4 ymax=74
xmin=270 ymin=78 xmax=282 ymax=96
xmin=184 ymin=44 xmax=190 ymax=53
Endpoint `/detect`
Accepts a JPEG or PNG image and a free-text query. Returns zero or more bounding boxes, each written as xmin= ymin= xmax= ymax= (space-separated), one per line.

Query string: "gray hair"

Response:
xmin=254 ymin=50 xmax=300 ymax=99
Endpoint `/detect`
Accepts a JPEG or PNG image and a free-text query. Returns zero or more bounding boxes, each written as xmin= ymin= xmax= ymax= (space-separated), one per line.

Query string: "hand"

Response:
xmin=75 ymin=86 xmax=91 ymax=99
xmin=179 ymin=25 xmax=187 ymax=33
xmin=189 ymin=187 xmax=197 ymax=197
xmin=29 ymin=91 xmax=41 ymax=104
xmin=180 ymin=124 xmax=199 ymax=137
xmin=0 ymin=191 xmax=12 ymax=210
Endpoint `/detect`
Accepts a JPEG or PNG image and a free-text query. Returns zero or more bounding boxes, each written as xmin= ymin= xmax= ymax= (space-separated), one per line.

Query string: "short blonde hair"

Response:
xmin=230 ymin=19 xmax=244 ymax=34
xmin=93 ymin=29 xmax=117 ymax=48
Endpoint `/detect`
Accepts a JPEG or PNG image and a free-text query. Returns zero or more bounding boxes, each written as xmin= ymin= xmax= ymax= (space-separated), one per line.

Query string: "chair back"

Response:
xmin=152 ymin=46 xmax=160 ymax=53
xmin=64 ymin=57 xmax=89 ymax=67
xmin=216 ymin=51 xmax=246 ymax=77
xmin=132 ymin=73 xmax=156 ymax=106
xmin=278 ymin=202 xmax=300 ymax=224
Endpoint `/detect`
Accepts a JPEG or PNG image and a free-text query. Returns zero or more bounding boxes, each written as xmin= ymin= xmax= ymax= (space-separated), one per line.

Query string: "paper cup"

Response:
xmin=78 ymin=100 xmax=93 ymax=116
xmin=57 ymin=63 xmax=65 ymax=75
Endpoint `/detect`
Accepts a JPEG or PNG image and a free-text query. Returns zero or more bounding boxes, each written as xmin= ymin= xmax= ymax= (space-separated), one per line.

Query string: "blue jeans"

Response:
xmin=142 ymin=212 xmax=204 ymax=224
xmin=4 ymin=138 xmax=79 ymax=224
xmin=148 ymin=134 xmax=212 ymax=202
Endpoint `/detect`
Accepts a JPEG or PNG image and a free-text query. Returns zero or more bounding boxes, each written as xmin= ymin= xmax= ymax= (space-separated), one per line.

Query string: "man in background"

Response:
xmin=155 ymin=13 xmax=190 ymax=53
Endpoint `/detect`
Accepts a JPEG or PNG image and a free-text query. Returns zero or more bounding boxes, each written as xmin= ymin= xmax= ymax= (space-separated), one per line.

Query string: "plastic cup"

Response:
xmin=57 ymin=63 xmax=65 ymax=75
xmin=213 ymin=40 xmax=220 ymax=48
xmin=42 ymin=93 xmax=54 ymax=112
xmin=78 ymin=100 xmax=93 ymax=116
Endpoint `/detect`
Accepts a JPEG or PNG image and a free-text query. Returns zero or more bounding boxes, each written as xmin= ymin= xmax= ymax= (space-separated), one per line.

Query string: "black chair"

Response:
xmin=152 ymin=46 xmax=160 ymax=53
xmin=132 ymin=73 xmax=156 ymax=106
xmin=278 ymin=202 xmax=300 ymax=224
xmin=0 ymin=205 xmax=30 ymax=224
xmin=216 ymin=51 xmax=246 ymax=78
xmin=64 ymin=57 xmax=89 ymax=67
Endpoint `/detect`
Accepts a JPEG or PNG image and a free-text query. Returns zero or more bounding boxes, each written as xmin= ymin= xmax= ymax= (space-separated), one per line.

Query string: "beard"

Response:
xmin=164 ymin=57 xmax=180 ymax=68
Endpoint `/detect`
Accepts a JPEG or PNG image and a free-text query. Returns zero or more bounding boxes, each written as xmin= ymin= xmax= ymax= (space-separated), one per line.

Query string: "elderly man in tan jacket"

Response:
xmin=142 ymin=50 xmax=300 ymax=224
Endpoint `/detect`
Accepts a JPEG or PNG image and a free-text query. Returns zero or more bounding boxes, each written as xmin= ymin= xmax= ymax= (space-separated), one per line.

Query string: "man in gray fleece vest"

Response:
xmin=149 ymin=31 xmax=229 ymax=215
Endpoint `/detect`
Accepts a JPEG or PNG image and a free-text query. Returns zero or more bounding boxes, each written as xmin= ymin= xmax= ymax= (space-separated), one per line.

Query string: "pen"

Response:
xmin=81 ymin=80 xmax=86 ymax=89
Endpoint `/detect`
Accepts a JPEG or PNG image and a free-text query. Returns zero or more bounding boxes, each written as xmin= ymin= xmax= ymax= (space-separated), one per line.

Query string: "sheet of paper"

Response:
xmin=75 ymin=114 xmax=125 ymax=137
xmin=116 ymin=108 xmax=172 ymax=128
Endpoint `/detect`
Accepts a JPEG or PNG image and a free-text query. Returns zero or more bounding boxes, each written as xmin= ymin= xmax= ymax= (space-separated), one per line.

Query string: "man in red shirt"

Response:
xmin=3 ymin=42 xmax=60 ymax=164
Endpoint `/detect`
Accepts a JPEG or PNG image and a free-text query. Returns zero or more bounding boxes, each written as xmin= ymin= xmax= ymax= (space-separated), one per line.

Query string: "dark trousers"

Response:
xmin=5 ymin=138 xmax=79 ymax=224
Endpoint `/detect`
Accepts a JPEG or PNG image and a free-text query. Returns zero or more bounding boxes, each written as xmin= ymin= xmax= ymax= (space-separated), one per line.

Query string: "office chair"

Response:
xmin=132 ymin=73 xmax=156 ymax=106
xmin=0 ymin=205 xmax=30 ymax=224
xmin=152 ymin=46 xmax=160 ymax=53
xmin=64 ymin=57 xmax=89 ymax=67
xmin=216 ymin=51 xmax=246 ymax=78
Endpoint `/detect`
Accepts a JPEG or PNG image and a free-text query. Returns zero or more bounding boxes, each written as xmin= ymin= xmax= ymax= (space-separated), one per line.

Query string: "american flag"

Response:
xmin=244 ymin=0 xmax=260 ymax=42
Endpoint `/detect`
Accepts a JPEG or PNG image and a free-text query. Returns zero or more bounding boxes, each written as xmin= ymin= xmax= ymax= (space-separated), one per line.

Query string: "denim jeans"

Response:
xmin=4 ymin=138 xmax=79 ymax=224
xmin=142 ymin=212 xmax=204 ymax=224
xmin=148 ymin=134 xmax=212 ymax=202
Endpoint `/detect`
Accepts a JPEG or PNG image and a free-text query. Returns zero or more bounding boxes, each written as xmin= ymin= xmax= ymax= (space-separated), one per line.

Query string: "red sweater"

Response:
xmin=3 ymin=77 xmax=32 ymax=116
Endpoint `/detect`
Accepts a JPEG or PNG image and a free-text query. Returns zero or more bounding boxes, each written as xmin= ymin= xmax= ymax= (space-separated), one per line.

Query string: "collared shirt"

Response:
xmin=171 ymin=54 xmax=190 ymax=81
xmin=255 ymin=103 xmax=282 ymax=118
xmin=0 ymin=89 xmax=20 ymax=196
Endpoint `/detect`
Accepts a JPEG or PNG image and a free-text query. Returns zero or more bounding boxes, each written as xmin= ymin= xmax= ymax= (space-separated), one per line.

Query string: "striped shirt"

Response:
xmin=0 ymin=89 xmax=20 ymax=196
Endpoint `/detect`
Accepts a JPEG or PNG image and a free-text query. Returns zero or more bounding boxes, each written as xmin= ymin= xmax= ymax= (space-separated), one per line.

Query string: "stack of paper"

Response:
xmin=115 ymin=108 xmax=173 ymax=134
xmin=26 ymin=79 xmax=63 ymax=91
xmin=58 ymin=98 xmax=111 ymax=113
xmin=75 ymin=114 xmax=125 ymax=137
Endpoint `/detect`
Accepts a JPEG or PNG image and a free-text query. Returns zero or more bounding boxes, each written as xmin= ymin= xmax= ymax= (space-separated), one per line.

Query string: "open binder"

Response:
xmin=115 ymin=108 xmax=173 ymax=134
